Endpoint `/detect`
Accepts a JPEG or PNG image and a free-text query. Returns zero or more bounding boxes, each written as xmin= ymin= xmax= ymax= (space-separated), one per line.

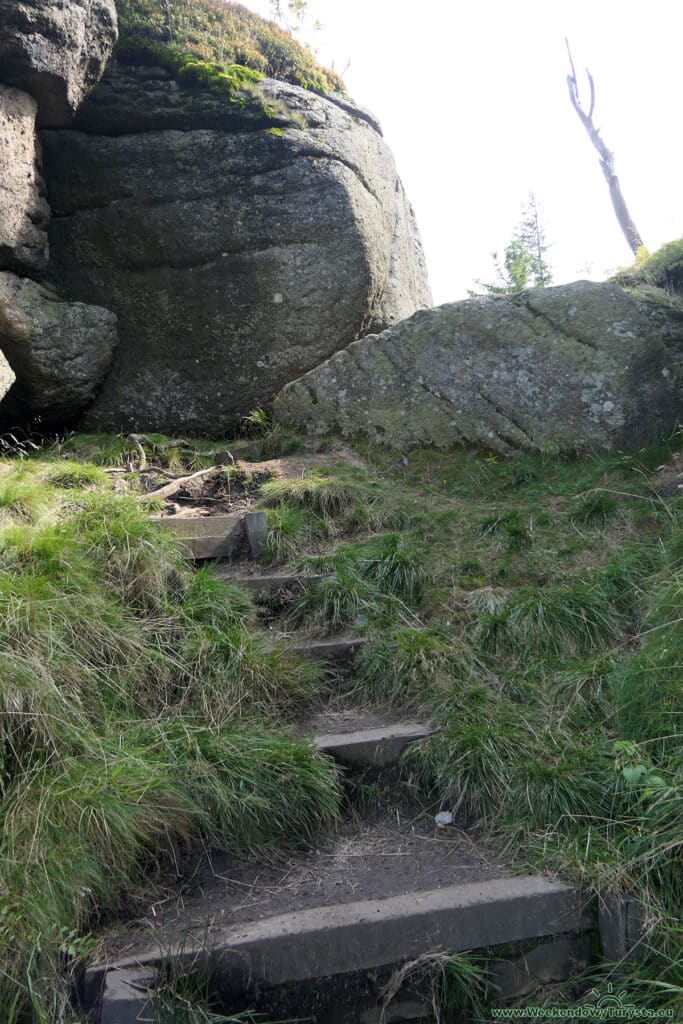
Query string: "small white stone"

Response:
xmin=273 ymin=293 xmax=283 ymax=304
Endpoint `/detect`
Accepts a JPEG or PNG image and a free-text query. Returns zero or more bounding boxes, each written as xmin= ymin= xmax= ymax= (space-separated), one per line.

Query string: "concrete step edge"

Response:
xmin=313 ymin=722 xmax=433 ymax=766
xmin=292 ymin=635 xmax=368 ymax=660
xmin=88 ymin=876 xmax=592 ymax=992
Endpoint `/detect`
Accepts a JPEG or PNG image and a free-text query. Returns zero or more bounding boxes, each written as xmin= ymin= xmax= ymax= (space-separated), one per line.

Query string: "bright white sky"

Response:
xmin=243 ymin=0 xmax=682 ymax=304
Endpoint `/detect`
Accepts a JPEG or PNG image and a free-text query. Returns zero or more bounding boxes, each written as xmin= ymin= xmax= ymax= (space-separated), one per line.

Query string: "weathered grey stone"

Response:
xmin=39 ymin=63 xmax=432 ymax=433
xmin=490 ymin=934 xmax=593 ymax=998
xmin=0 ymin=0 xmax=118 ymax=127
xmin=0 ymin=349 xmax=16 ymax=403
xmin=275 ymin=282 xmax=683 ymax=453
xmin=0 ymin=84 xmax=49 ymax=273
xmin=0 ymin=273 xmax=118 ymax=420
xmin=293 ymin=636 xmax=368 ymax=663
xmin=216 ymin=572 xmax=332 ymax=602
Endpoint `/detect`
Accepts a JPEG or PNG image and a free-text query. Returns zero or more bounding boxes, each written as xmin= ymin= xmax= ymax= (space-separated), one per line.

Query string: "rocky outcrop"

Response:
xmin=274 ymin=282 xmax=683 ymax=453
xmin=0 ymin=84 xmax=49 ymax=273
xmin=0 ymin=0 xmax=118 ymax=127
xmin=0 ymin=0 xmax=119 ymax=424
xmin=39 ymin=63 xmax=432 ymax=434
xmin=0 ymin=273 xmax=118 ymax=421
xmin=0 ymin=350 xmax=16 ymax=404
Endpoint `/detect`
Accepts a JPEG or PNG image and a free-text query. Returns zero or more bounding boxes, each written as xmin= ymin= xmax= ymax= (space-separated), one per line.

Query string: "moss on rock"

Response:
xmin=115 ymin=0 xmax=345 ymax=95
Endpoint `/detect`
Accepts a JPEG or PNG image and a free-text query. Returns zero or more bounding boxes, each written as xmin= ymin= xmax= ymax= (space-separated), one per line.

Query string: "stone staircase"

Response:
xmin=83 ymin=503 xmax=606 ymax=1023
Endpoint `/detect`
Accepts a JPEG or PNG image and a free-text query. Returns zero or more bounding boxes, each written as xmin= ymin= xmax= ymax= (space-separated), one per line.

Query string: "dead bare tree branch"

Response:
xmin=566 ymin=39 xmax=644 ymax=256
xmin=136 ymin=467 xmax=218 ymax=503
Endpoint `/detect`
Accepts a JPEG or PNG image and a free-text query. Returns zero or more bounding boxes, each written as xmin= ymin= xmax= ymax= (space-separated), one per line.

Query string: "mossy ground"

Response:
xmin=1 ymin=430 xmax=681 ymax=1020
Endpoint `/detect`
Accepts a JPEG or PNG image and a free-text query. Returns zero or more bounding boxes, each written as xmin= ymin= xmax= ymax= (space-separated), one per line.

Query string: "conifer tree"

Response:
xmin=471 ymin=192 xmax=553 ymax=296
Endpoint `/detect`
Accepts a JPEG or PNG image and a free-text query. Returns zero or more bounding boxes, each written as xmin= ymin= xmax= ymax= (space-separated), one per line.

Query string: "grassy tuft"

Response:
xmin=260 ymin=472 xmax=370 ymax=520
xmin=43 ymin=460 xmax=109 ymax=489
xmin=359 ymin=533 xmax=425 ymax=605
xmin=0 ymin=468 xmax=51 ymax=522
xmin=261 ymin=503 xmax=320 ymax=563
xmin=571 ymin=489 xmax=619 ymax=527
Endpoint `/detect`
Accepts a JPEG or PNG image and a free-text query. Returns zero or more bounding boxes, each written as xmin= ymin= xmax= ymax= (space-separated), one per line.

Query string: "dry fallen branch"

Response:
xmin=136 ymin=467 xmax=218 ymax=502
xmin=127 ymin=433 xmax=234 ymax=461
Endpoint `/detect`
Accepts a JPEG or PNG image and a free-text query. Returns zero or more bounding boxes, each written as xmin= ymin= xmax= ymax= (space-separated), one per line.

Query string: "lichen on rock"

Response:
xmin=274 ymin=281 xmax=683 ymax=454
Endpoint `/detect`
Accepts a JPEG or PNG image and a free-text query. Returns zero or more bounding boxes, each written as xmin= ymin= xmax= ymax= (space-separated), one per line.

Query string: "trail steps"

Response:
xmin=123 ymin=460 xmax=601 ymax=1024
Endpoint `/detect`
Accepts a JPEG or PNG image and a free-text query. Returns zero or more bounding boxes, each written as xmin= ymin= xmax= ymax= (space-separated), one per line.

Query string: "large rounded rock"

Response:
xmin=39 ymin=63 xmax=432 ymax=434
xmin=274 ymin=282 xmax=683 ymax=453
xmin=0 ymin=0 xmax=118 ymax=127
xmin=0 ymin=273 xmax=118 ymax=421
xmin=0 ymin=84 xmax=49 ymax=273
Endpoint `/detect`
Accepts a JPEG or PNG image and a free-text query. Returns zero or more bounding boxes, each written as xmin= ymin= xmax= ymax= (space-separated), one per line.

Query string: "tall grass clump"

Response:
xmin=0 ymin=458 xmax=339 ymax=1022
xmin=570 ymin=489 xmax=618 ymax=527
xmin=260 ymin=471 xmax=371 ymax=521
xmin=359 ymin=533 xmax=425 ymax=605
xmin=610 ymin=565 xmax=682 ymax=754
xmin=261 ymin=503 xmax=317 ymax=563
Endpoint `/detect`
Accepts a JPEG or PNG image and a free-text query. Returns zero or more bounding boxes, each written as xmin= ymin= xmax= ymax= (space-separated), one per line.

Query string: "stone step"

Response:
xmin=218 ymin=571 xmax=332 ymax=603
xmin=292 ymin=635 xmax=368 ymax=663
xmin=88 ymin=876 xmax=593 ymax=1023
xmin=314 ymin=722 xmax=432 ymax=767
xmin=153 ymin=512 xmax=244 ymax=560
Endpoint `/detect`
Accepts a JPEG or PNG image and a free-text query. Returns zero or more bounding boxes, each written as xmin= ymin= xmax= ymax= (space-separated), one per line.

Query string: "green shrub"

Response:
xmin=637 ymin=238 xmax=683 ymax=292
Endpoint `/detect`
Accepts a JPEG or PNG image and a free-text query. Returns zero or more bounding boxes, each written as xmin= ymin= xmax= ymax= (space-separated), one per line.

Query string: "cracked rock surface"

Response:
xmin=40 ymin=64 xmax=431 ymax=433
xmin=274 ymin=281 xmax=683 ymax=453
